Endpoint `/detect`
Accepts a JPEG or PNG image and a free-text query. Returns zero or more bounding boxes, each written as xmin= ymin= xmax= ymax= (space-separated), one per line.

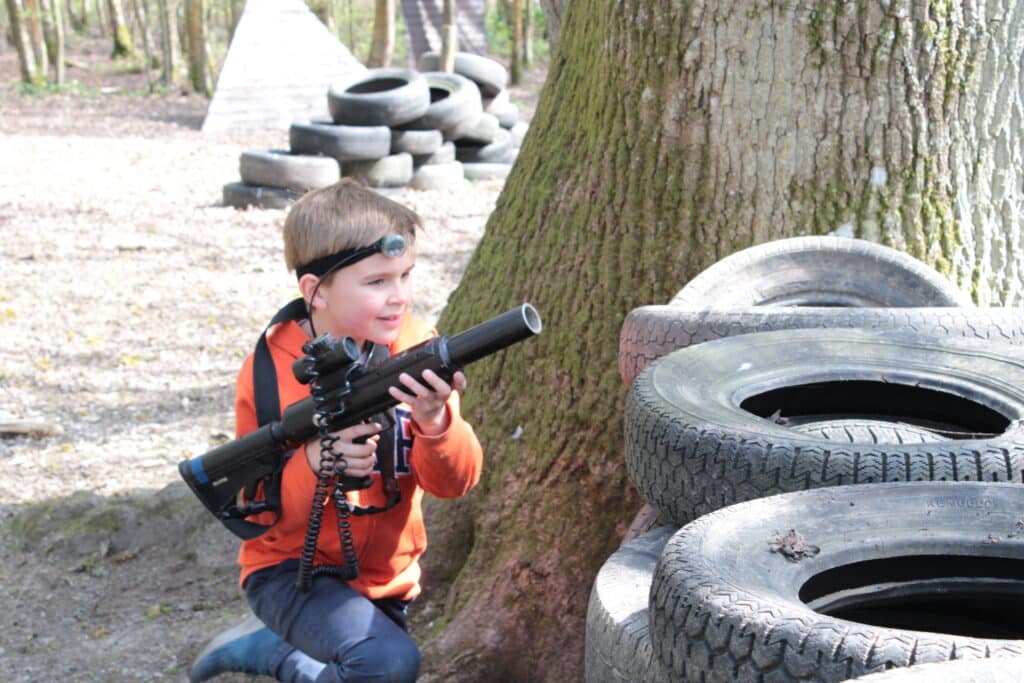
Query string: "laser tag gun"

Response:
xmin=178 ymin=303 xmax=543 ymax=539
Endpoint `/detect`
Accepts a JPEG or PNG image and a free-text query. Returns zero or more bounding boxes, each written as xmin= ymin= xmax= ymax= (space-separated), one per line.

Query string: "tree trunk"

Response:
xmin=438 ymin=0 xmax=456 ymax=72
xmin=23 ymin=0 xmax=49 ymax=81
xmin=535 ymin=0 xmax=563 ymax=54
xmin=96 ymin=0 xmax=109 ymax=37
xmin=417 ymin=1 xmax=1024 ymax=680
xmin=39 ymin=0 xmax=64 ymax=85
xmin=523 ymin=0 xmax=532 ymax=66
xmin=509 ymin=0 xmax=522 ymax=84
xmin=366 ymin=0 xmax=393 ymax=67
xmin=183 ymin=0 xmax=207 ymax=94
xmin=129 ymin=0 xmax=153 ymax=90
xmin=226 ymin=0 xmax=241 ymax=42
xmin=5 ymin=0 xmax=39 ymax=84
xmin=156 ymin=0 xmax=177 ymax=86
xmin=107 ymin=0 xmax=134 ymax=57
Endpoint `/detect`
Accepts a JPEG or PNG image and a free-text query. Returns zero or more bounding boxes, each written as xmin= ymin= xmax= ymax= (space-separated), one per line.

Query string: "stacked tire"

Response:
xmin=586 ymin=236 xmax=1024 ymax=682
xmin=222 ymin=54 xmax=528 ymax=208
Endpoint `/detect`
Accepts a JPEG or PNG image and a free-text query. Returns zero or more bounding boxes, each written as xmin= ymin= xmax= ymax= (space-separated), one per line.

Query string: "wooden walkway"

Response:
xmin=401 ymin=0 xmax=488 ymax=63
xmin=202 ymin=0 xmax=365 ymax=132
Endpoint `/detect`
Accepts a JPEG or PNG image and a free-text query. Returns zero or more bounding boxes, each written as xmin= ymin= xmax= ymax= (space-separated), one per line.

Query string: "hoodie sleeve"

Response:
xmin=392 ymin=315 xmax=484 ymax=499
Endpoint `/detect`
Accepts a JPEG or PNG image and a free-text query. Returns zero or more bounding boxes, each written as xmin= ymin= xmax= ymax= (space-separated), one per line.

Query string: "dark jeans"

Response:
xmin=245 ymin=560 xmax=420 ymax=683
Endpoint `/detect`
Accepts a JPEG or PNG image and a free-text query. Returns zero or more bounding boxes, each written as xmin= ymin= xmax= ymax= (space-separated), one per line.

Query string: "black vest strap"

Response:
xmin=255 ymin=298 xmax=309 ymax=426
xmin=221 ymin=298 xmax=308 ymax=540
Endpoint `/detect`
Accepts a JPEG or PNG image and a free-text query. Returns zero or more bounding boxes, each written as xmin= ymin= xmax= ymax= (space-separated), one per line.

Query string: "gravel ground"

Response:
xmin=0 ymin=39 xmax=543 ymax=681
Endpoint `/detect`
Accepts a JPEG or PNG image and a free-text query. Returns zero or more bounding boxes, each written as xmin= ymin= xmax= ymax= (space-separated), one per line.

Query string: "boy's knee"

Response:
xmin=333 ymin=636 xmax=420 ymax=683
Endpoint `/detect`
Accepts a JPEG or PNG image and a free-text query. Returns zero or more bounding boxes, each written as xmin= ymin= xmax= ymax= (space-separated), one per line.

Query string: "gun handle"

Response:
xmin=340 ymin=475 xmax=373 ymax=490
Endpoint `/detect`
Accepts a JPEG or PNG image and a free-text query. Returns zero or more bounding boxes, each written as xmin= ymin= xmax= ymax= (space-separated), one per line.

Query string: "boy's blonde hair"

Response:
xmin=283 ymin=179 xmax=421 ymax=274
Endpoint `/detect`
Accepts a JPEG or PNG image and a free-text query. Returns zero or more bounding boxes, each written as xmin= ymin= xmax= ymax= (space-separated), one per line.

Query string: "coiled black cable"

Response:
xmin=295 ymin=355 xmax=360 ymax=591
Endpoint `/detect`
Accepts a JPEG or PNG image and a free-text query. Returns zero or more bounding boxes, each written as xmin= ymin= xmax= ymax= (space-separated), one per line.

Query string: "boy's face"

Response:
xmin=316 ymin=246 xmax=416 ymax=347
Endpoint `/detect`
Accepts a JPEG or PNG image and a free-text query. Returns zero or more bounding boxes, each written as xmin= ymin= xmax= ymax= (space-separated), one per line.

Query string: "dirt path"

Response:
xmin=0 ymin=42 xmax=544 ymax=681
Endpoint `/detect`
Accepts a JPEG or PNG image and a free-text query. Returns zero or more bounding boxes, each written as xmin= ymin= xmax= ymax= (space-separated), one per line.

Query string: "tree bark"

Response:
xmin=183 ymin=0 xmax=207 ymax=94
xmin=366 ymin=0 xmax=393 ymax=67
xmin=39 ymin=0 xmax=64 ymax=85
xmin=523 ymin=0 xmax=532 ymax=66
xmin=129 ymin=0 xmax=153 ymax=90
xmin=509 ymin=0 xmax=522 ymax=84
xmin=439 ymin=0 xmax=456 ymax=72
xmin=23 ymin=0 xmax=49 ymax=81
xmin=107 ymin=0 xmax=134 ymax=57
xmin=5 ymin=0 xmax=39 ymax=84
xmin=156 ymin=0 xmax=177 ymax=86
xmin=535 ymin=0 xmax=563 ymax=54
xmin=417 ymin=1 xmax=1024 ymax=680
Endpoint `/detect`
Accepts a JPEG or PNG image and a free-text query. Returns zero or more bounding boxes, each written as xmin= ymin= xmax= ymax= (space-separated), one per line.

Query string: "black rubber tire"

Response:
xmin=585 ymin=527 xmax=675 ymax=683
xmin=670 ymin=236 xmax=972 ymax=308
xmin=390 ymin=128 xmax=443 ymax=155
xmin=461 ymin=162 xmax=511 ymax=181
xmin=327 ymin=68 xmax=430 ymax=127
xmin=402 ymin=71 xmax=483 ymax=133
xmin=238 ymin=149 xmax=340 ymax=192
xmin=649 ymin=481 xmax=1024 ymax=682
xmin=448 ymin=112 xmax=501 ymax=144
xmin=618 ymin=305 xmax=1024 ymax=388
xmin=288 ymin=120 xmax=392 ymax=162
xmin=494 ymin=102 xmax=520 ymax=128
xmin=417 ymin=51 xmax=509 ymax=97
xmin=413 ymin=141 xmax=456 ymax=166
xmin=454 ymin=129 xmax=513 ymax=163
xmin=624 ymin=328 xmax=1024 ymax=526
xmin=850 ymin=657 xmax=1024 ymax=682
xmin=409 ymin=161 xmax=465 ymax=191
xmin=222 ymin=182 xmax=300 ymax=210
xmin=343 ymin=153 xmax=413 ymax=188
xmin=789 ymin=418 xmax=946 ymax=443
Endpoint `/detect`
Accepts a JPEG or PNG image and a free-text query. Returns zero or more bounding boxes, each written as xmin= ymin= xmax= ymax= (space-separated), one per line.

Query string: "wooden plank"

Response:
xmin=202 ymin=0 xmax=365 ymax=132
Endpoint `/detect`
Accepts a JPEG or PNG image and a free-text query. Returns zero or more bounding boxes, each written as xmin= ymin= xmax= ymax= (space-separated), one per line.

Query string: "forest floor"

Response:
xmin=0 ymin=34 xmax=546 ymax=682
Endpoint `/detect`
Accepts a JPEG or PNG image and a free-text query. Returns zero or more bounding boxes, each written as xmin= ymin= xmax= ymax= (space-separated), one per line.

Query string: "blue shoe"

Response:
xmin=190 ymin=613 xmax=287 ymax=682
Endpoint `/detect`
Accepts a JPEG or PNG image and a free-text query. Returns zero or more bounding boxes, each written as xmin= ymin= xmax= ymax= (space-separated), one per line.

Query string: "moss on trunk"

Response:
xmin=418 ymin=0 xmax=1024 ymax=679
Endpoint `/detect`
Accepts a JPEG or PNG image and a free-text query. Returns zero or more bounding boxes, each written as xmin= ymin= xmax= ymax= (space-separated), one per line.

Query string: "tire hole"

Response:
xmin=741 ymin=381 xmax=1009 ymax=439
xmin=800 ymin=555 xmax=1024 ymax=638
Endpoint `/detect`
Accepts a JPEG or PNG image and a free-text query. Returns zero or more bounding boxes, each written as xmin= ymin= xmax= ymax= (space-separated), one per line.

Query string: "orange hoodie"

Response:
xmin=235 ymin=312 xmax=483 ymax=600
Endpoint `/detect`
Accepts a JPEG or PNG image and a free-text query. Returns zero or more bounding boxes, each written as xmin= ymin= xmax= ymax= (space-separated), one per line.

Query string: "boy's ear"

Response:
xmin=297 ymin=274 xmax=323 ymax=308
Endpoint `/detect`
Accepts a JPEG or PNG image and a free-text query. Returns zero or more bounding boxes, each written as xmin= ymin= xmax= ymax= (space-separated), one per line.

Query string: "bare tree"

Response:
xmin=107 ymin=0 xmax=135 ymax=57
xmin=5 ymin=0 xmax=40 ymax=84
xmin=38 ymin=0 xmax=64 ymax=85
xmin=23 ymin=0 xmax=49 ymax=79
xmin=156 ymin=0 xmax=178 ymax=86
xmin=416 ymin=1 xmax=1024 ymax=680
xmin=129 ymin=0 xmax=154 ymax=90
xmin=183 ymin=0 xmax=208 ymax=94
xmin=366 ymin=0 xmax=393 ymax=67
xmin=438 ymin=0 xmax=456 ymax=72
xmin=509 ymin=0 xmax=522 ymax=84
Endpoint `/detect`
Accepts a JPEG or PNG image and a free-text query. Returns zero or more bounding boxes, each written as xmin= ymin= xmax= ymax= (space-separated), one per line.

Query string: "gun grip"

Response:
xmin=340 ymin=475 xmax=373 ymax=490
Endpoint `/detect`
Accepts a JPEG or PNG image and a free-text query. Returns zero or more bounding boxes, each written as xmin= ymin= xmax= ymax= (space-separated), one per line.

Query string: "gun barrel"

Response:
xmin=447 ymin=303 xmax=543 ymax=366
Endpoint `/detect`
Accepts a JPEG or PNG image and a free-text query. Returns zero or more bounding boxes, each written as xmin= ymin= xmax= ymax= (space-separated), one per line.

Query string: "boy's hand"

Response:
xmin=389 ymin=370 xmax=466 ymax=436
xmin=306 ymin=422 xmax=382 ymax=477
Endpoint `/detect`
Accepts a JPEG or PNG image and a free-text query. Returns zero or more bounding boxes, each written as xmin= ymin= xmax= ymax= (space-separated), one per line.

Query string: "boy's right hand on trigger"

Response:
xmin=306 ymin=422 xmax=383 ymax=477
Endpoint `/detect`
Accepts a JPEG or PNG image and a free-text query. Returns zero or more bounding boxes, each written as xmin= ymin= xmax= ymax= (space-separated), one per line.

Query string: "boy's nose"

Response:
xmin=388 ymin=280 xmax=411 ymax=305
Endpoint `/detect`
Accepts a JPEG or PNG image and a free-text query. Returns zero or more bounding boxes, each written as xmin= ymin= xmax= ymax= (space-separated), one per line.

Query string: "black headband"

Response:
xmin=295 ymin=234 xmax=407 ymax=280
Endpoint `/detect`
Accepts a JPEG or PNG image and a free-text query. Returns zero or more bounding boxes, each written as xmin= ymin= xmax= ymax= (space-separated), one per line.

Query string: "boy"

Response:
xmin=190 ymin=179 xmax=483 ymax=682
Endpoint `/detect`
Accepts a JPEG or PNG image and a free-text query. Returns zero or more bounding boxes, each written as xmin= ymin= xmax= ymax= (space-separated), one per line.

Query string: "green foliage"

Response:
xmin=16 ymin=79 xmax=100 ymax=97
xmin=485 ymin=1 xmax=550 ymax=63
